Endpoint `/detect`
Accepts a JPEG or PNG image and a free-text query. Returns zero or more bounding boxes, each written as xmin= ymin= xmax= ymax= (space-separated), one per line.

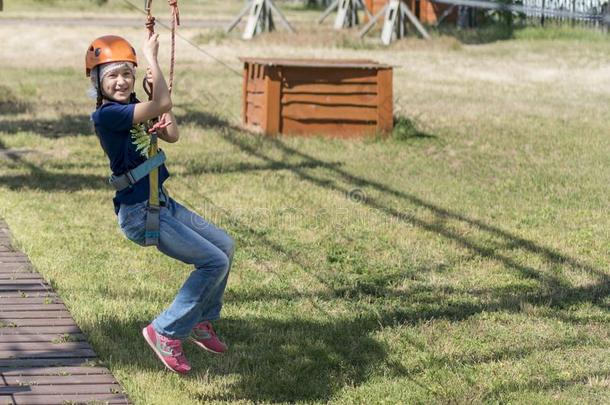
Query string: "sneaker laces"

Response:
xmin=159 ymin=336 xmax=185 ymax=357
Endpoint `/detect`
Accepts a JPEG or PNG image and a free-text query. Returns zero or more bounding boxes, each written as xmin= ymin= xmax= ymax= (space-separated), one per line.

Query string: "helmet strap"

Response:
xmin=96 ymin=66 xmax=103 ymax=109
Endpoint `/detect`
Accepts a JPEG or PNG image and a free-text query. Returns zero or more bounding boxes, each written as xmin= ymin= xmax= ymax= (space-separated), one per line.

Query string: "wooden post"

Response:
xmin=376 ymin=68 xmax=393 ymax=134
xmin=233 ymin=0 xmax=295 ymax=39
xmin=262 ymin=66 xmax=281 ymax=135
xmin=0 ymin=0 xmax=3 ymax=11
xmin=242 ymin=63 xmax=249 ymax=126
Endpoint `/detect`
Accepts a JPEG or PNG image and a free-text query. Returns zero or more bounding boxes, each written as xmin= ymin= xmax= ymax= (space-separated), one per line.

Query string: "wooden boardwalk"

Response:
xmin=0 ymin=219 xmax=130 ymax=404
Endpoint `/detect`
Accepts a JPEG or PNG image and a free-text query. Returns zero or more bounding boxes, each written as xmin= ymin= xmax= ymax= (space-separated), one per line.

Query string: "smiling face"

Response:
xmin=101 ymin=65 xmax=135 ymax=103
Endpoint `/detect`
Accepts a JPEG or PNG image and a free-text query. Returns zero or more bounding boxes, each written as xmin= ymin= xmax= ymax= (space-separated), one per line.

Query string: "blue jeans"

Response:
xmin=118 ymin=197 xmax=234 ymax=340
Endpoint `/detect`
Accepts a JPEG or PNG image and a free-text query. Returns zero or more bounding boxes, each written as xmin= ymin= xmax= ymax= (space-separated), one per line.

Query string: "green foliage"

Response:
xmin=391 ymin=116 xmax=436 ymax=142
xmin=514 ymin=25 xmax=610 ymax=42
xmin=130 ymin=123 xmax=150 ymax=158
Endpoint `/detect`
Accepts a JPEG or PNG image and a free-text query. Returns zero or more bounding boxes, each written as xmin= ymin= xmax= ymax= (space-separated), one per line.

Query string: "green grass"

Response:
xmin=514 ymin=25 xmax=610 ymax=42
xmin=2 ymin=6 xmax=610 ymax=405
xmin=0 ymin=0 xmax=319 ymax=19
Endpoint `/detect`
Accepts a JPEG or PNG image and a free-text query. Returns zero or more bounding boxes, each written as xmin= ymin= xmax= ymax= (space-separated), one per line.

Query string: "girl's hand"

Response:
xmin=143 ymin=33 xmax=159 ymax=64
xmin=145 ymin=67 xmax=153 ymax=85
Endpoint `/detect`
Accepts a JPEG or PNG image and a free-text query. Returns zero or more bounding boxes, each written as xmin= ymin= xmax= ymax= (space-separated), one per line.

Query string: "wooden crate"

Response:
xmin=408 ymin=0 xmax=457 ymax=24
xmin=365 ymin=0 xmax=456 ymax=24
xmin=241 ymin=58 xmax=393 ymax=138
xmin=364 ymin=0 xmax=388 ymax=20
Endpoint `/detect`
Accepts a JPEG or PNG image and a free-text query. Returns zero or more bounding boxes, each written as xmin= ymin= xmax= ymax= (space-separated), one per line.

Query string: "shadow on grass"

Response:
xmin=40 ymin=104 xmax=604 ymax=401
xmin=93 ymin=313 xmax=389 ymax=403
xmin=392 ymin=115 xmax=438 ymax=142
xmin=178 ymin=106 xmax=229 ymax=130
xmin=173 ymin=111 xmax=609 ymax=315
xmin=0 ymin=114 xmax=93 ymax=138
xmin=438 ymin=23 xmax=516 ymax=44
xmin=89 ymin=300 xmax=605 ymax=402
xmin=0 ymin=138 xmax=107 ymax=191
xmin=182 ymin=158 xmax=345 ymax=175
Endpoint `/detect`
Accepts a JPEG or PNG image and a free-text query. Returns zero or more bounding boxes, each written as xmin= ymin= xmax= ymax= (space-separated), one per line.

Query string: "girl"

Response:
xmin=86 ymin=34 xmax=234 ymax=374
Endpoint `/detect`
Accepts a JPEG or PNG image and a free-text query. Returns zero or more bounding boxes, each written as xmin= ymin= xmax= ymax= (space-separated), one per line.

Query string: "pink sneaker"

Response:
xmin=189 ymin=321 xmax=227 ymax=354
xmin=142 ymin=324 xmax=191 ymax=374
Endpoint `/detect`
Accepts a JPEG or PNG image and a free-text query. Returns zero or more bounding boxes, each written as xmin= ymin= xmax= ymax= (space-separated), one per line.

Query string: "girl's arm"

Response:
xmin=133 ymin=34 xmax=172 ymax=123
xmin=157 ymin=111 xmax=179 ymax=143
xmin=143 ymin=67 xmax=180 ymax=143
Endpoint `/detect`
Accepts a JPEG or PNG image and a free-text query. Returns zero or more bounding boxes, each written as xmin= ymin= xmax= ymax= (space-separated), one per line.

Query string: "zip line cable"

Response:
xmin=120 ymin=0 xmax=242 ymax=77
xmin=120 ymin=0 xmax=245 ymax=124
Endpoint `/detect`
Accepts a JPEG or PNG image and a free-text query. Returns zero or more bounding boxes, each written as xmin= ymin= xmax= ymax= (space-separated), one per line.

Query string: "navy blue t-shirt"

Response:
xmin=91 ymin=102 xmax=170 ymax=214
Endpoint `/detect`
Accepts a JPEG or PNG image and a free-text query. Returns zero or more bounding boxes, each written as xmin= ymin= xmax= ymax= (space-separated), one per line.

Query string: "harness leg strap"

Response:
xmin=144 ymin=204 xmax=161 ymax=246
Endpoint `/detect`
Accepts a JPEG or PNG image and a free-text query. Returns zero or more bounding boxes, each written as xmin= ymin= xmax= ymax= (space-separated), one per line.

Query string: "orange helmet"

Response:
xmin=85 ymin=35 xmax=137 ymax=77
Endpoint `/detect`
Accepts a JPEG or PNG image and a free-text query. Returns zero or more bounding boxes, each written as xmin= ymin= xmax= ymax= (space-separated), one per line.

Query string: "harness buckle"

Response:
xmin=126 ymin=171 xmax=137 ymax=186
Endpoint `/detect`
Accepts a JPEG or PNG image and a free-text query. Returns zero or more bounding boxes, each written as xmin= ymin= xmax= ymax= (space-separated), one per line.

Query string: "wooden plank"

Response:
xmin=246 ymin=79 xmax=265 ymax=93
xmin=263 ymin=67 xmax=281 ymax=136
xmin=0 ymin=287 xmax=50 ymax=293
xmin=0 ymin=270 xmax=34 ymax=276
xmin=246 ymin=102 xmax=263 ymax=112
xmin=242 ymin=63 xmax=248 ymax=130
xmin=283 ymin=83 xmax=377 ymax=94
xmin=282 ymin=103 xmax=377 ymax=121
xmin=0 ymin=251 xmax=26 ymax=256
xmin=0 ymin=351 xmax=95 ymax=360
xmin=0 ymin=349 xmax=96 ymax=359
xmin=0 ymin=293 xmax=58 ymax=300
xmin=238 ymin=57 xmax=387 ymax=69
xmin=0 ymin=263 xmax=33 ymax=272
xmin=0 ymin=334 xmax=85 ymax=343
xmin=0 ymin=326 xmax=81 ymax=335
xmin=0 ymin=222 xmax=130 ymax=404
xmin=281 ymin=93 xmax=378 ymax=107
xmin=0 ymin=384 xmax=121 ymax=395
xmin=0 ymin=310 xmax=72 ymax=319
xmin=0 ymin=281 xmax=50 ymax=289
xmin=0 ymin=319 xmax=79 ymax=327
xmin=0 ymin=357 xmax=96 ymax=368
xmin=246 ymin=92 xmax=265 ymax=106
xmin=10 ymin=394 xmax=128 ymax=404
xmin=0 ymin=278 xmax=48 ymax=285
xmin=0 ymin=273 xmax=45 ymax=280
xmin=3 ymin=373 xmax=118 ymax=385
xmin=282 ymin=118 xmax=377 ymax=137
xmin=0 ymin=366 xmax=110 ymax=376
xmin=0 ymin=252 xmax=28 ymax=257
xmin=282 ymin=66 xmax=379 ymax=84
xmin=0 ymin=299 xmax=60 ymax=305
xmin=0 ymin=342 xmax=91 ymax=351
xmin=246 ymin=109 xmax=261 ymax=126
xmin=0 ymin=258 xmax=29 ymax=264
xmin=0 ymin=257 xmax=29 ymax=263
xmin=376 ymin=68 xmax=393 ymax=134
xmin=2 ymin=304 xmax=67 ymax=311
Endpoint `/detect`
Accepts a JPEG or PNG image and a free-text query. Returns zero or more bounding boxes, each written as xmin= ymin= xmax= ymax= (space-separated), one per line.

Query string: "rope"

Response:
xmin=143 ymin=0 xmax=180 ymax=98
xmin=168 ymin=0 xmax=180 ymax=93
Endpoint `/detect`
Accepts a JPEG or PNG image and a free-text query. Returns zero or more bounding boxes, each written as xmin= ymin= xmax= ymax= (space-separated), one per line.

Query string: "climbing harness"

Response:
xmin=131 ymin=0 xmax=180 ymax=246
xmin=140 ymin=0 xmax=180 ymax=246
xmin=108 ymin=150 xmax=167 ymax=191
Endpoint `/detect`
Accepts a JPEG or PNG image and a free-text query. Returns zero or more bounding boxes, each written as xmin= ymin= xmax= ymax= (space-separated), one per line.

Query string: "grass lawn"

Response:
xmin=2 ymin=2 xmax=610 ymax=403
